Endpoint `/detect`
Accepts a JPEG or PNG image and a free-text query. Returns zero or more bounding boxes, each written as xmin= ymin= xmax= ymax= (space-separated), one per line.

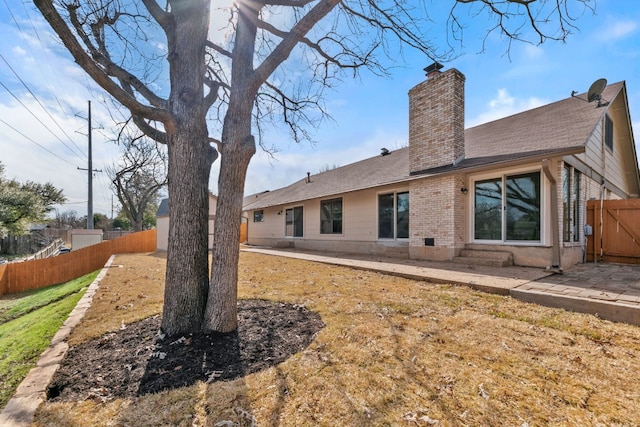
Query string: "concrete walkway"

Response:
xmin=242 ymin=247 xmax=640 ymax=326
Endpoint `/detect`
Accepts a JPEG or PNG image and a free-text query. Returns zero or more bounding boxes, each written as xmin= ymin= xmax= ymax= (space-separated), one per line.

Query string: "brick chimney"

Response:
xmin=409 ymin=63 xmax=465 ymax=174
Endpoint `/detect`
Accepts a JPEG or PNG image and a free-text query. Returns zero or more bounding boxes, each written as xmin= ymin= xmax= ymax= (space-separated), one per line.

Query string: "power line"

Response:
xmin=0 ymin=54 xmax=86 ymax=159
xmin=0 ymin=79 xmax=88 ymax=160
xmin=1 ymin=0 xmax=22 ymax=31
xmin=6 ymin=0 xmax=81 ymax=134
xmin=0 ymin=117 xmax=77 ymax=167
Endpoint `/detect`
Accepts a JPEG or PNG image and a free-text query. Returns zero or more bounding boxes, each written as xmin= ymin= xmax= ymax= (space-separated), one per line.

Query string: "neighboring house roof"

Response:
xmin=244 ymin=81 xmax=634 ymax=211
xmin=156 ymin=198 xmax=169 ymax=217
xmin=157 ymin=192 xmax=218 ymax=217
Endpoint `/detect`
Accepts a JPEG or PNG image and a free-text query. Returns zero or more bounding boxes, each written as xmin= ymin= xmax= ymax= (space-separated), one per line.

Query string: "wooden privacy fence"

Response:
xmin=0 ymin=229 xmax=156 ymax=297
xmin=240 ymin=222 xmax=248 ymax=244
xmin=587 ymin=199 xmax=640 ymax=264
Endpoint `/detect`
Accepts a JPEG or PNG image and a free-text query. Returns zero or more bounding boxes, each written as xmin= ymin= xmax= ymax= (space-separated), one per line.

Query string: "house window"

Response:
xmin=604 ymin=114 xmax=614 ymax=152
xmin=563 ymin=166 xmax=581 ymax=242
xmin=285 ymin=206 xmax=303 ymax=237
xmin=378 ymin=191 xmax=409 ymax=239
xmin=474 ymin=171 xmax=541 ymax=242
xmin=320 ymin=198 xmax=342 ymax=234
xmin=253 ymin=210 xmax=264 ymax=222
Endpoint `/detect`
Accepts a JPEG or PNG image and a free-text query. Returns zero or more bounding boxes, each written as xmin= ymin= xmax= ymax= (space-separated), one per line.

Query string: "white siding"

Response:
xmin=245 ymin=184 xmax=409 ymax=255
xmin=577 ymin=93 xmax=639 ymax=198
xmin=156 ymin=216 xmax=169 ymax=251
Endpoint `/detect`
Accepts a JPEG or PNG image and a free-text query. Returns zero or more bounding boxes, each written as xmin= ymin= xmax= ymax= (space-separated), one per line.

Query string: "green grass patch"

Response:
xmin=0 ymin=272 xmax=98 ymax=410
xmin=0 ymin=271 xmax=98 ymax=324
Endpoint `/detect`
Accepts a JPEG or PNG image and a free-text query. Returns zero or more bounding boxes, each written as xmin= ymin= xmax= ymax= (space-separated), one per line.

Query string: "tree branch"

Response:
xmin=33 ymin=0 xmax=173 ymax=129
xmin=251 ymin=0 xmax=341 ymax=91
xmin=67 ymin=3 xmax=169 ymax=110
xmin=141 ymin=0 xmax=172 ymax=32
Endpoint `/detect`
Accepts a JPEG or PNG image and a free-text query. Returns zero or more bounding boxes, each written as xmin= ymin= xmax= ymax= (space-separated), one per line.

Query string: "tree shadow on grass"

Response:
xmin=46 ymin=299 xmax=324 ymax=402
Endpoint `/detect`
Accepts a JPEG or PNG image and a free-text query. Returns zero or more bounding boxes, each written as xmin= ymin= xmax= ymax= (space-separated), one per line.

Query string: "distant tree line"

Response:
xmin=0 ymin=161 xmax=65 ymax=237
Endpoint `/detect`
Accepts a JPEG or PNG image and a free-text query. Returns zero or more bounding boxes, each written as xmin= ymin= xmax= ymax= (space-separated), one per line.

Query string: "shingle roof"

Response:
xmin=243 ymin=81 xmax=625 ymax=210
xmin=243 ymin=148 xmax=410 ymax=210
xmin=466 ymin=82 xmax=622 ymax=158
xmin=156 ymin=198 xmax=169 ymax=216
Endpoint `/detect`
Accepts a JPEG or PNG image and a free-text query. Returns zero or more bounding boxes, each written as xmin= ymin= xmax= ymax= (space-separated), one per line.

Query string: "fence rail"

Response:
xmin=24 ymin=239 xmax=64 ymax=261
xmin=0 ymin=230 xmax=156 ymax=296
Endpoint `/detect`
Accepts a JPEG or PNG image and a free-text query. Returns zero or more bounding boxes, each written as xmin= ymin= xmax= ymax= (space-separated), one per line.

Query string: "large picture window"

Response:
xmin=378 ymin=191 xmax=409 ymax=239
xmin=474 ymin=171 xmax=541 ymax=242
xmin=285 ymin=206 xmax=303 ymax=237
xmin=320 ymin=198 xmax=342 ymax=234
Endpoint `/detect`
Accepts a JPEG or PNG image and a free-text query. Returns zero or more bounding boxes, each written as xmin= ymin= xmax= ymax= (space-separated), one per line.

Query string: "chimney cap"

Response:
xmin=424 ymin=62 xmax=444 ymax=76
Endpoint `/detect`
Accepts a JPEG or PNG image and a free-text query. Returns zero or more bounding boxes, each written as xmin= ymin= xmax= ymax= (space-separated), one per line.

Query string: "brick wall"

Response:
xmin=409 ymin=68 xmax=465 ymax=173
xmin=409 ymin=174 xmax=466 ymax=260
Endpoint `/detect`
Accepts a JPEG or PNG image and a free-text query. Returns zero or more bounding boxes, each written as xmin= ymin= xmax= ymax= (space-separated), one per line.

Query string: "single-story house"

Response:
xmin=156 ymin=192 xmax=217 ymax=251
xmin=242 ymin=64 xmax=640 ymax=269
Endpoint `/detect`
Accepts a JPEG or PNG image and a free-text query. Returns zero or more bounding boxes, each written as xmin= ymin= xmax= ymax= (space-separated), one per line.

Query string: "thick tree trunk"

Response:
xmin=203 ymin=0 xmax=258 ymax=333
xmin=162 ymin=133 xmax=212 ymax=335
xmin=205 ymin=136 xmax=254 ymax=333
xmin=160 ymin=0 xmax=213 ymax=336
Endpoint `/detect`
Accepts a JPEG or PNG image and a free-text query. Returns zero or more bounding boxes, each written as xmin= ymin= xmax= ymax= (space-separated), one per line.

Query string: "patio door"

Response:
xmin=285 ymin=206 xmax=304 ymax=237
xmin=473 ymin=171 xmax=541 ymax=242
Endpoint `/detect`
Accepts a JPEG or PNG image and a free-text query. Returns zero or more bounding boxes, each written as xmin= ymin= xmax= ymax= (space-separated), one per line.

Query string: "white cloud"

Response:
xmin=522 ymin=44 xmax=545 ymax=60
xmin=601 ymin=19 xmax=638 ymax=41
xmin=467 ymin=89 xmax=547 ymax=127
xmin=11 ymin=45 xmax=27 ymax=57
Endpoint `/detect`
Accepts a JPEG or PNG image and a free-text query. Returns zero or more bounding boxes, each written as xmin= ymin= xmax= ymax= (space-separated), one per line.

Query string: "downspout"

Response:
xmin=542 ymin=159 xmax=562 ymax=272
xmin=599 ymin=180 xmax=605 ymax=262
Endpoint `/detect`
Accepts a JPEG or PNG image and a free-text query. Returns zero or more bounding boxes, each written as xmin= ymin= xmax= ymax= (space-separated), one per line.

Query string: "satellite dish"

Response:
xmin=587 ymin=78 xmax=607 ymax=103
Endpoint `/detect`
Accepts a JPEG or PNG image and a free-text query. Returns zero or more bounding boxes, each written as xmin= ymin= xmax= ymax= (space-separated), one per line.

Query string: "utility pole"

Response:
xmin=77 ymin=100 xmax=102 ymax=229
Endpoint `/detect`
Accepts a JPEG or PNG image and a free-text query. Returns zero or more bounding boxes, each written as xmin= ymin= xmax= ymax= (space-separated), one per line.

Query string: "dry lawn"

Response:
xmin=34 ymin=252 xmax=640 ymax=426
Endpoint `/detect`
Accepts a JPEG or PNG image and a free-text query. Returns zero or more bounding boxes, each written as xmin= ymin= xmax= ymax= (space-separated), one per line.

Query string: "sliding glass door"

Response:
xmin=474 ymin=171 xmax=541 ymax=242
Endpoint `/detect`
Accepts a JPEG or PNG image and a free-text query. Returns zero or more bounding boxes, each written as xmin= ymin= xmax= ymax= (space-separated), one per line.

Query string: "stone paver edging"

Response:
xmin=0 ymin=255 xmax=116 ymax=427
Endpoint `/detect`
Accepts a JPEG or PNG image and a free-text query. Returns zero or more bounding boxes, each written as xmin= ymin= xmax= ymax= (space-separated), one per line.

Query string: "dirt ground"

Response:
xmin=47 ymin=256 xmax=324 ymax=402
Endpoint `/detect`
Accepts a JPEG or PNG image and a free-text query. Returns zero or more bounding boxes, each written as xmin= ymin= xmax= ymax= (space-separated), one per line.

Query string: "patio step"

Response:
xmin=453 ymin=249 xmax=514 ymax=267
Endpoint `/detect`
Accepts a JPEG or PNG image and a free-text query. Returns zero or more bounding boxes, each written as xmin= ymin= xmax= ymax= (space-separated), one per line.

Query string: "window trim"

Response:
xmin=471 ymin=167 xmax=545 ymax=245
xmin=320 ymin=198 xmax=343 ymax=235
xmin=253 ymin=210 xmax=264 ymax=223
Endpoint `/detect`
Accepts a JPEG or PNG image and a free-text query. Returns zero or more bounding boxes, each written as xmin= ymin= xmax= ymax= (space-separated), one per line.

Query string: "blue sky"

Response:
xmin=1 ymin=1 xmax=639 ymax=218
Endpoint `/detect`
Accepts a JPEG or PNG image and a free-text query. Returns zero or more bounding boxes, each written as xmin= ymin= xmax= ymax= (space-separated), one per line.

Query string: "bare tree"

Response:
xmin=33 ymin=0 xmax=593 ymax=335
xmin=107 ymin=135 xmax=168 ymax=232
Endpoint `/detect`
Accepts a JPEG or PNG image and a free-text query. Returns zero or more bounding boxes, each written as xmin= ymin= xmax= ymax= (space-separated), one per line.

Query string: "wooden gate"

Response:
xmin=587 ymin=199 xmax=640 ymax=264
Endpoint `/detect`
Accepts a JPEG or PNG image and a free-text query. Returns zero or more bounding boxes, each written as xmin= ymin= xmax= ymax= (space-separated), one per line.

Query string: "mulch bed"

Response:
xmin=47 ymin=299 xmax=324 ymax=402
